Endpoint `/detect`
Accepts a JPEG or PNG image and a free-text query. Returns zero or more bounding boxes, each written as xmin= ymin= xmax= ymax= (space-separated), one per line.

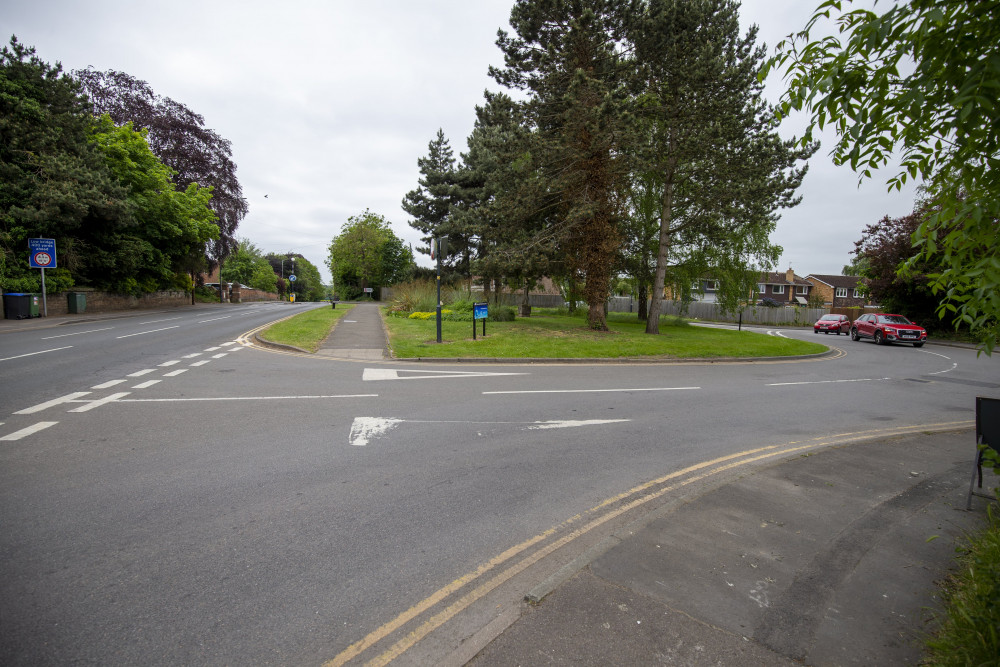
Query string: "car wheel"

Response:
xmin=874 ymin=330 xmax=884 ymax=345
xmin=851 ymin=328 xmax=860 ymax=341
xmin=913 ymin=342 xmax=924 ymax=348
xmin=835 ymin=331 xmax=841 ymax=335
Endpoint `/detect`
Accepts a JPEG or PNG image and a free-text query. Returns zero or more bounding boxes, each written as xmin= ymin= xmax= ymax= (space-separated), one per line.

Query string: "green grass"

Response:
xmin=259 ymin=304 xmax=354 ymax=352
xmin=384 ymin=309 xmax=828 ymax=359
xmin=924 ymin=506 xmax=1000 ymax=665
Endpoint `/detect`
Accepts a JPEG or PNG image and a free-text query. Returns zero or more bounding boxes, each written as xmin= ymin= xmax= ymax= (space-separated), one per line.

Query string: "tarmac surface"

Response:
xmin=3 ymin=302 xmax=994 ymax=665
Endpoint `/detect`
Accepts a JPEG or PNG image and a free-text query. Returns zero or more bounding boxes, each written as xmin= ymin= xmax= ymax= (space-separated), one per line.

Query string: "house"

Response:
xmin=757 ymin=268 xmax=813 ymax=305
xmin=805 ymin=274 xmax=867 ymax=308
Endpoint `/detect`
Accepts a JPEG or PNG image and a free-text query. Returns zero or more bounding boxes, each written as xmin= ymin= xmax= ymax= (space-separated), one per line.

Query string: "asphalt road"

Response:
xmin=1 ymin=309 xmax=997 ymax=665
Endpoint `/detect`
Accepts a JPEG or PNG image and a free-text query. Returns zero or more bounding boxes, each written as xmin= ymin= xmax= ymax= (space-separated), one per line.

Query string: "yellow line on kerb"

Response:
xmin=326 ymin=419 xmax=972 ymax=666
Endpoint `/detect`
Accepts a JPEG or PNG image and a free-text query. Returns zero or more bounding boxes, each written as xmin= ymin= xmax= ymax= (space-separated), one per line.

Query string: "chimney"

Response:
xmin=785 ymin=267 xmax=795 ymax=284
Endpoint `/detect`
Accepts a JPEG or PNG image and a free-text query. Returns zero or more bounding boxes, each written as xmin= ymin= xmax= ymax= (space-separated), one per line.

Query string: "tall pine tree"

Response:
xmin=491 ymin=0 xmax=637 ymax=330
xmin=626 ymin=0 xmax=814 ymax=333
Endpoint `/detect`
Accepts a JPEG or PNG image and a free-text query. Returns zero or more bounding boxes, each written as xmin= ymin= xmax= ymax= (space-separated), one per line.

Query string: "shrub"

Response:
xmin=761 ymin=297 xmax=782 ymax=307
xmin=489 ymin=306 xmax=516 ymax=322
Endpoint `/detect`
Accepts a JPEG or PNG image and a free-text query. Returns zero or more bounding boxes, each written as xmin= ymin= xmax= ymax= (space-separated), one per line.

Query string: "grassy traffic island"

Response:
xmin=259 ymin=303 xmax=828 ymax=359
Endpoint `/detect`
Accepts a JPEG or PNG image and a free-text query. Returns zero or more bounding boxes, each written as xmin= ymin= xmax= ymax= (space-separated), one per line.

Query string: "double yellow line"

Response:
xmin=326 ymin=420 xmax=972 ymax=666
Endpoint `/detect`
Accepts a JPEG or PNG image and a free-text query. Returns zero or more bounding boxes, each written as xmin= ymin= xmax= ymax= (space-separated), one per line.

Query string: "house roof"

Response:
xmin=759 ymin=272 xmax=812 ymax=287
xmin=806 ymin=274 xmax=864 ymax=289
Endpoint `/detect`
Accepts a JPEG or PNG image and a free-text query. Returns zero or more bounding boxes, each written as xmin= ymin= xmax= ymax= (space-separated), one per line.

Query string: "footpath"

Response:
xmin=3 ymin=301 xmax=991 ymax=664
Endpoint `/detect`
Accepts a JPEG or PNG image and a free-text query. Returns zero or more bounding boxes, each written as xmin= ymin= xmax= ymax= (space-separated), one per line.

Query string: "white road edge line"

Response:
xmin=14 ymin=392 xmax=91 ymax=414
xmin=1 ymin=346 xmax=73 ymax=362
xmin=0 ymin=421 xmax=59 ymax=441
xmin=117 ymin=325 xmax=180 ymax=339
xmin=41 ymin=327 xmax=113 ymax=339
xmin=482 ymin=387 xmax=700 ymax=395
xmin=118 ymin=394 xmax=379 ymax=403
xmin=767 ymin=378 xmax=890 ymax=386
xmin=92 ymin=379 xmax=127 ymax=389
xmin=68 ymin=392 xmax=131 ymax=413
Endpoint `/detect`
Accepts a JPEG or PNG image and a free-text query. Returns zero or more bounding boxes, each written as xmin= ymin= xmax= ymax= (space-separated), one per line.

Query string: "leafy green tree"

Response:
xmin=327 ymin=210 xmax=414 ymax=299
xmin=286 ymin=254 xmax=324 ymax=301
xmin=767 ymin=0 xmax=1000 ymax=353
xmin=491 ymin=0 xmax=636 ymax=330
xmin=74 ymin=67 xmax=248 ymax=275
xmin=0 ymin=37 xmax=126 ymax=292
xmin=627 ymin=0 xmax=814 ymax=334
xmin=89 ymin=115 xmax=218 ymax=294
xmin=221 ymin=238 xmax=277 ymax=292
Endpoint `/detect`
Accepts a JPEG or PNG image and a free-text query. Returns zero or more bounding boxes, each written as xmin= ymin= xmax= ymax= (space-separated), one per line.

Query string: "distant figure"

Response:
xmin=264 ymin=194 xmax=269 ymax=198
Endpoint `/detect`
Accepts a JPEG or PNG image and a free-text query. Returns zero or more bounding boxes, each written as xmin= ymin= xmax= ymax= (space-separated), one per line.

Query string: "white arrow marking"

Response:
xmin=362 ymin=368 xmax=528 ymax=381
xmin=348 ymin=417 xmax=629 ymax=446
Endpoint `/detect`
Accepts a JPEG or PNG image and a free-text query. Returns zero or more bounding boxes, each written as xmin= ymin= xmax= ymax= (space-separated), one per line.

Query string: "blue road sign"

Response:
xmin=28 ymin=238 xmax=56 ymax=269
xmin=288 ymin=274 xmax=297 ymax=282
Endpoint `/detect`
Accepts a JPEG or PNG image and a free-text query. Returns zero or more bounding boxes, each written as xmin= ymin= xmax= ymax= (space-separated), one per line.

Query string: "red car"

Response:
xmin=814 ymin=314 xmax=851 ymax=335
xmin=850 ymin=313 xmax=927 ymax=347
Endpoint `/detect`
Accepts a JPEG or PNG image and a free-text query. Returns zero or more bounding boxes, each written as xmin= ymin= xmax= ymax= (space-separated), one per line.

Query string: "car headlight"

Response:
xmin=884 ymin=327 xmax=896 ymax=334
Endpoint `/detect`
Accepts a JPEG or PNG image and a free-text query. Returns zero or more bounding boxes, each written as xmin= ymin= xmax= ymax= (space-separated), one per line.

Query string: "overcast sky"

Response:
xmin=3 ymin=0 xmax=918 ymax=283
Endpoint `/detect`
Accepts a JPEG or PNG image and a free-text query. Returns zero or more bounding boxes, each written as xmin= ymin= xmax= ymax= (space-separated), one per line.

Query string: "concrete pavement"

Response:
xmin=316 ymin=301 xmax=388 ymax=360
xmin=469 ymin=429 xmax=988 ymax=666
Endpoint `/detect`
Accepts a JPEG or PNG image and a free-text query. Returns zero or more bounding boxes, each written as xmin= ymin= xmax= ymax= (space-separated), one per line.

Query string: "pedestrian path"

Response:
xmin=316 ymin=302 xmax=388 ymax=360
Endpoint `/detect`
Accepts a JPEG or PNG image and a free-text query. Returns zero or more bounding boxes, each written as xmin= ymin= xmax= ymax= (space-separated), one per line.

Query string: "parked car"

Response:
xmin=814 ymin=313 xmax=851 ymax=335
xmin=851 ymin=313 xmax=927 ymax=347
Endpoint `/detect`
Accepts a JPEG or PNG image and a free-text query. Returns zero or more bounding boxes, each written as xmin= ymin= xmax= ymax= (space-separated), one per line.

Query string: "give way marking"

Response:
xmin=363 ymin=368 xmax=528 ymax=381
xmin=349 ymin=416 xmax=629 ymax=446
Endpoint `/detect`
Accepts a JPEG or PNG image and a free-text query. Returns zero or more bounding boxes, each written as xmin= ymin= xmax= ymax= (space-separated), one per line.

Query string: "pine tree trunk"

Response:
xmin=646 ymin=166 xmax=675 ymax=334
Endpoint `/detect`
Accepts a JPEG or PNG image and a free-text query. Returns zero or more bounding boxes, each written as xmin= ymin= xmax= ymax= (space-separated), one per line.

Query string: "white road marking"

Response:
xmin=158 ymin=360 xmax=181 ymax=367
xmin=767 ymin=330 xmax=788 ymax=338
xmin=198 ymin=316 xmax=232 ymax=323
xmin=92 ymin=379 xmax=127 ymax=389
xmin=204 ymin=346 xmax=221 ymax=351
xmin=0 ymin=421 xmax=58 ymax=441
xmin=191 ymin=360 xmax=211 ymax=366
xmin=68 ymin=392 xmax=131 ymax=413
xmin=927 ymin=363 xmax=958 ymax=376
xmin=0 ymin=346 xmax=73 ymax=362
xmin=350 ymin=417 xmax=402 ymax=446
xmin=344 ymin=320 xmax=358 ymax=323
xmin=128 ymin=369 xmax=156 ymax=377
xmin=132 ymin=380 xmax=161 ymax=389
xmin=349 ymin=417 xmax=631 ymax=446
xmin=211 ymin=353 xmax=228 ymax=359
xmin=182 ymin=353 xmax=202 ymax=358
xmin=117 ymin=325 xmax=180 ymax=339
xmin=221 ymin=341 xmax=237 ymax=346
xmin=139 ymin=316 xmax=182 ymax=324
xmin=483 ymin=387 xmax=699 ymax=395
xmin=14 ymin=392 xmax=91 ymax=414
xmin=41 ymin=327 xmax=113 ymax=339
xmin=767 ymin=378 xmax=890 ymax=386
xmin=119 ymin=394 xmax=378 ymax=403
xmin=363 ymin=368 xmax=528 ymax=381
xmin=163 ymin=369 xmax=187 ymax=377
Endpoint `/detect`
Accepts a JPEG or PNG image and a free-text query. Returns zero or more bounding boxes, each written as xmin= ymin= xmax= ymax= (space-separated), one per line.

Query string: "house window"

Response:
xmin=835 ymin=287 xmax=848 ymax=298
xmin=853 ymin=289 xmax=863 ymax=298
xmin=757 ymin=283 xmax=765 ymax=293
xmin=796 ymin=285 xmax=808 ymax=295
xmin=772 ymin=285 xmax=785 ymax=295
xmin=706 ymin=281 xmax=718 ymax=291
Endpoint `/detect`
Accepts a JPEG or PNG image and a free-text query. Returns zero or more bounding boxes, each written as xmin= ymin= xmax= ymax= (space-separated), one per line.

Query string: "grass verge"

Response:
xmin=384 ymin=309 xmax=828 ymax=359
xmin=924 ymin=505 xmax=1000 ymax=665
xmin=259 ymin=304 xmax=354 ymax=352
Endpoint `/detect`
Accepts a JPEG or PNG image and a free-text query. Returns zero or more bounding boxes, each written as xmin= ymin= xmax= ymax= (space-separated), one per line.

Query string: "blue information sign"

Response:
xmin=28 ymin=238 xmax=56 ymax=269
xmin=473 ymin=302 xmax=488 ymax=320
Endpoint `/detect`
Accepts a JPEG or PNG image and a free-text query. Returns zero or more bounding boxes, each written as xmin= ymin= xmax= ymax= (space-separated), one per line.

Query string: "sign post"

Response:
xmin=28 ymin=238 xmax=56 ymax=317
xmin=473 ymin=302 xmax=488 ymax=340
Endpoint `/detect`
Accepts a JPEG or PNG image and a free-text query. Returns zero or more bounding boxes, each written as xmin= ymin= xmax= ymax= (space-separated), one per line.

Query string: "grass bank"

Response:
xmin=384 ymin=309 xmax=827 ymax=359
xmin=924 ymin=506 xmax=1000 ymax=665
xmin=259 ymin=303 xmax=354 ymax=352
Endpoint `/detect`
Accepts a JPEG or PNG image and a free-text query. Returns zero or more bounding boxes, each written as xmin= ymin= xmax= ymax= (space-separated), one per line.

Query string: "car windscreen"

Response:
xmin=820 ymin=315 xmax=840 ymax=320
xmin=879 ymin=315 xmax=912 ymax=324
